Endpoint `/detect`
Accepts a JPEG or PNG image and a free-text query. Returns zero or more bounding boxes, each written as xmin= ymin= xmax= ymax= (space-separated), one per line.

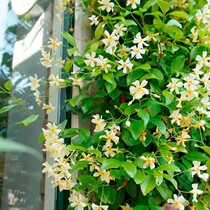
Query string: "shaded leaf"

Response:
xmin=17 ymin=115 xmax=39 ymax=126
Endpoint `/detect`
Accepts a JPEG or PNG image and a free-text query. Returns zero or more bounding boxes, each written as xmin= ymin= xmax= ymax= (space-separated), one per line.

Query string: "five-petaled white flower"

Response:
xmin=167 ymin=78 xmax=183 ymax=94
xmin=69 ymin=76 xmax=84 ymax=88
xmin=91 ymin=114 xmax=106 ymax=132
xmin=176 ymin=130 xmax=191 ymax=147
xmin=48 ymin=74 xmax=65 ymax=87
xmin=102 ymin=30 xmax=119 ymax=47
xmin=169 ymin=110 xmax=183 ymax=126
xmin=140 ymin=155 xmax=156 ymax=169
xmin=133 ymin=32 xmax=149 ymax=48
xmin=29 ymin=74 xmax=40 ymax=91
xmin=190 ymin=183 xmax=203 ymax=202
xmin=42 ymin=102 xmax=55 ymax=114
xmin=48 ymin=38 xmax=62 ymax=49
xmin=191 ymin=161 xmax=207 ymax=178
xmin=117 ymin=58 xmax=133 ymax=73
xmin=89 ymin=15 xmax=99 ymax=25
xmin=98 ymin=0 xmax=114 ymax=12
xmin=92 ymin=203 xmax=109 ymax=210
xmin=130 ymin=45 xmax=146 ymax=59
xmin=167 ymin=194 xmax=187 ymax=210
xmin=113 ymin=23 xmax=127 ymax=36
xmin=196 ymin=51 xmax=210 ymax=68
xmin=120 ymin=203 xmax=133 ymax=210
xmin=126 ymin=0 xmax=141 ymax=9
xmin=85 ymin=52 xmax=96 ymax=67
xmin=129 ymin=80 xmax=149 ymax=100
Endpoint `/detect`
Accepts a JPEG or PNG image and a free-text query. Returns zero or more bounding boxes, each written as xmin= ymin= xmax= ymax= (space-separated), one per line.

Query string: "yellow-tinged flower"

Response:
xmin=42 ymin=102 xmax=55 ymax=114
xmin=91 ymin=114 xmax=106 ymax=132
xmin=120 ymin=203 xmax=133 ymax=210
xmin=167 ymin=194 xmax=187 ymax=210
xmin=92 ymin=203 xmax=109 ymax=210
xmin=29 ymin=74 xmax=40 ymax=91
xmin=129 ymin=80 xmax=149 ymax=100
xmin=190 ymin=183 xmax=203 ymax=202
xmin=140 ymin=155 xmax=156 ymax=169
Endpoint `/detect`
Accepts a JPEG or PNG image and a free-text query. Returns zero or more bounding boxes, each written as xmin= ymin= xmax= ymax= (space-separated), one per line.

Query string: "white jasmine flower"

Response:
xmin=48 ymin=74 xmax=65 ymax=87
xmin=190 ymin=183 xmax=203 ymax=202
xmin=195 ymin=8 xmax=210 ymax=23
xmin=70 ymin=194 xmax=88 ymax=210
xmin=29 ymin=74 xmax=40 ymax=91
xmin=102 ymin=30 xmax=119 ymax=47
xmin=40 ymin=52 xmax=52 ymax=68
xmin=117 ymin=58 xmax=133 ymax=73
xmin=129 ymin=80 xmax=149 ymax=100
xmin=55 ymin=57 xmax=65 ymax=69
xmin=69 ymin=76 xmax=83 ymax=88
xmin=196 ymin=51 xmax=210 ymax=68
xmin=102 ymin=143 xmax=116 ymax=157
xmin=110 ymin=124 xmax=120 ymax=134
xmin=133 ymin=32 xmax=149 ymax=49
xmin=169 ymin=110 xmax=183 ymax=125
xmin=100 ymin=130 xmax=119 ymax=145
xmin=85 ymin=52 xmax=96 ymax=67
xmin=92 ymin=203 xmax=109 ymax=210
xmin=200 ymin=173 xmax=209 ymax=181
xmin=113 ymin=23 xmax=127 ymax=36
xmin=93 ymin=167 xmax=112 ymax=183
xmin=191 ymin=161 xmax=207 ymax=178
xmin=91 ymin=114 xmax=106 ymax=132
xmin=42 ymin=102 xmax=55 ymax=114
xmin=98 ymin=0 xmax=114 ymax=12
xmin=181 ymin=87 xmax=199 ymax=101
xmin=190 ymin=26 xmax=198 ymax=42
xmin=183 ymin=74 xmax=199 ymax=89
xmin=130 ymin=45 xmax=146 ymax=59
xmin=140 ymin=155 xmax=156 ymax=169
xmin=176 ymin=130 xmax=191 ymax=147
xmin=194 ymin=120 xmax=206 ymax=131
xmin=167 ymin=194 xmax=187 ymax=210
xmin=48 ymin=38 xmax=62 ymax=49
xmin=88 ymin=15 xmax=99 ymax=26
xmin=167 ymin=78 xmax=183 ymax=94
xmin=126 ymin=0 xmax=141 ymax=9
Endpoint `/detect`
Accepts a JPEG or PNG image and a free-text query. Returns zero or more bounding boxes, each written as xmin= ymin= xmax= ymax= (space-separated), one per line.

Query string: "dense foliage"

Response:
xmin=1 ymin=0 xmax=210 ymax=209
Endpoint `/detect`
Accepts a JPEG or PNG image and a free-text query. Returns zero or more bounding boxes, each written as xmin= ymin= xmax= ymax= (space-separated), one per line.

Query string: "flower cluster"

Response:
xmin=25 ymin=0 xmax=210 ymax=209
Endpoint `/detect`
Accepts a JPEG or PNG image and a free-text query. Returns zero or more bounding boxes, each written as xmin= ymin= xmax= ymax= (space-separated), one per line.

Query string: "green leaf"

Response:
xmin=140 ymin=175 xmax=156 ymax=196
xmin=38 ymin=132 xmax=45 ymax=143
xmin=4 ymin=80 xmax=12 ymax=91
xmin=169 ymin=11 xmax=190 ymax=21
xmin=17 ymin=115 xmax=39 ymax=126
xmin=157 ymin=164 xmax=181 ymax=172
xmin=69 ymin=93 xmax=86 ymax=107
xmin=157 ymin=0 xmax=169 ymax=14
xmin=183 ymin=152 xmax=209 ymax=161
xmin=121 ymin=162 xmax=137 ymax=178
xmin=103 ymin=73 xmax=115 ymax=84
xmin=61 ymin=31 xmax=76 ymax=47
xmin=134 ymin=205 xmax=149 ymax=210
xmin=0 ymin=104 xmax=16 ymax=114
xmin=143 ymin=0 xmax=157 ymax=10
xmin=124 ymin=20 xmax=137 ymax=26
xmin=95 ymin=22 xmax=104 ymax=40
xmin=105 ymin=81 xmax=117 ymax=93
xmin=70 ymin=161 xmax=89 ymax=173
xmin=200 ymin=146 xmax=210 ymax=155
xmin=150 ymin=117 xmax=166 ymax=134
xmin=77 ymin=175 xmax=97 ymax=187
xmin=64 ymin=60 xmax=73 ymax=72
xmin=81 ymin=97 xmax=94 ymax=113
xmin=128 ymin=121 xmax=145 ymax=140
xmin=67 ymin=47 xmax=78 ymax=56
xmin=171 ymin=55 xmax=185 ymax=71
xmin=61 ymin=128 xmax=79 ymax=138
xmin=156 ymin=182 xmax=172 ymax=200
xmin=134 ymin=170 xmax=146 ymax=184
xmin=67 ymin=145 xmax=86 ymax=152
xmin=0 ymin=137 xmax=41 ymax=161
xmin=58 ymin=120 xmax=67 ymax=130
xmin=164 ymin=26 xmax=184 ymax=40
xmin=121 ymin=129 xmax=140 ymax=146
xmin=137 ymin=109 xmax=150 ymax=126
xmin=162 ymin=90 xmax=174 ymax=105
xmin=163 ymin=174 xmax=178 ymax=189
xmin=166 ymin=19 xmax=182 ymax=28
xmin=101 ymin=159 xmax=121 ymax=170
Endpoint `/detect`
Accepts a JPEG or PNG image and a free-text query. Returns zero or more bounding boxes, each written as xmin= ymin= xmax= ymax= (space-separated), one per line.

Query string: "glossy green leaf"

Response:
xmin=95 ymin=22 xmax=104 ymax=40
xmin=67 ymin=47 xmax=78 ymax=56
xmin=0 ymin=104 xmax=16 ymax=114
xmin=4 ymin=80 xmax=12 ymax=91
xmin=163 ymin=174 xmax=178 ymax=189
xmin=134 ymin=170 xmax=146 ymax=184
xmin=121 ymin=162 xmax=137 ymax=178
xmin=70 ymin=161 xmax=89 ymax=172
xmin=200 ymin=146 xmax=210 ymax=155
xmin=137 ymin=109 xmax=150 ymax=126
xmin=69 ymin=93 xmax=86 ymax=107
xmin=157 ymin=0 xmax=169 ymax=14
xmin=67 ymin=145 xmax=86 ymax=151
xmin=183 ymin=152 xmax=209 ymax=161
xmin=128 ymin=121 xmax=145 ymax=140
xmin=150 ymin=117 xmax=166 ymax=134
xmin=162 ymin=90 xmax=174 ymax=105
xmin=156 ymin=182 xmax=172 ymax=200
xmin=164 ymin=26 xmax=184 ymax=40
xmin=77 ymin=175 xmax=97 ymax=187
xmin=101 ymin=159 xmax=121 ymax=170
xmin=143 ymin=0 xmax=157 ymax=10
xmin=17 ymin=115 xmax=39 ymax=126
xmin=61 ymin=31 xmax=76 ymax=47
xmin=169 ymin=11 xmax=190 ymax=21
xmin=140 ymin=175 xmax=156 ymax=196
xmin=171 ymin=55 xmax=185 ymax=71
xmin=64 ymin=60 xmax=73 ymax=72
xmin=157 ymin=164 xmax=181 ymax=172
xmin=134 ymin=205 xmax=149 ymax=210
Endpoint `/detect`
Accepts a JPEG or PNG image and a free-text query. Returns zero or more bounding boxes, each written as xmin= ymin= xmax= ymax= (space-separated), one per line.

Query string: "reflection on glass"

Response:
xmin=0 ymin=1 xmax=51 ymax=209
